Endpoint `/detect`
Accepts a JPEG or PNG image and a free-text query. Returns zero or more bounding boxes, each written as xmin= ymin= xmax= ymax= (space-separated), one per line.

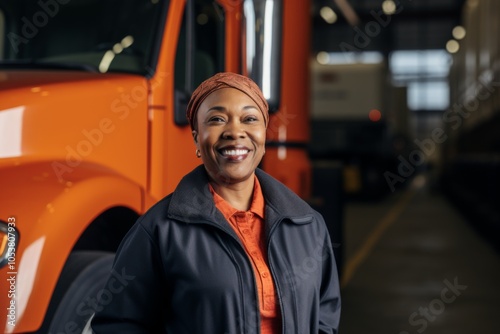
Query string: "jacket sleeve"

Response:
xmin=318 ymin=214 xmax=342 ymax=334
xmin=91 ymin=221 xmax=168 ymax=333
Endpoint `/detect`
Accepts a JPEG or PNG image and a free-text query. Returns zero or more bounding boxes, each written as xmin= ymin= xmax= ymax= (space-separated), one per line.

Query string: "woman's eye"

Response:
xmin=208 ymin=116 xmax=225 ymax=123
xmin=244 ymin=116 xmax=258 ymax=122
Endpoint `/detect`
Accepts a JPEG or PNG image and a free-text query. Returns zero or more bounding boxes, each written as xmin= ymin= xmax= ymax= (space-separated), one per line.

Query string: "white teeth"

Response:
xmin=222 ymin=149 xmax=248 ymax=156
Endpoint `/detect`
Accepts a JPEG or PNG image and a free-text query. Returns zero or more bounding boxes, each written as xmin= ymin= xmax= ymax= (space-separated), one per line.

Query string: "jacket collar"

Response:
xmin=167 ymin=165 xmax=315 ymax=226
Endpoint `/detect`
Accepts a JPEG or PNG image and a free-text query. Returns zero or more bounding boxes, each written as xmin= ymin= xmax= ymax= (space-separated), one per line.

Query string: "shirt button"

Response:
xmin=243 ymin=229 xmax=250 ymax=234
xmin=262 ymin=272 xmax=269 ymax=278
xmin=251 ymin=251 xmax=259 ymax=256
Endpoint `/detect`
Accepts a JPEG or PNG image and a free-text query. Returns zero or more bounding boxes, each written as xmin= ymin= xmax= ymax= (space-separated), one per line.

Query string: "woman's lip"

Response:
xmin=220 ymin=148 xmax=250 ymax=156
xmin=217 ymin=147 xmax=251 ymax=161
xmin=218 ymin=144 xmax=250 ymax=150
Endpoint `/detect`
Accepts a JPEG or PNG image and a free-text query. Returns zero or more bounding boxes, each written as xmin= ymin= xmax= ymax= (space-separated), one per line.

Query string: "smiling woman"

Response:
xmin=189 ymin=73 xmax=269 ymax=210
xmin=194 ymin=87 xmax=266 ymax=202
xmin=91 ymin=72 xmax=341 ymax=334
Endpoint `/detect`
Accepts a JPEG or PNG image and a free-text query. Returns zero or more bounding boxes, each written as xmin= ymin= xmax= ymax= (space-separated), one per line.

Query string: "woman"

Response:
xmin=91 ymin=72 xmax=341 ymax=333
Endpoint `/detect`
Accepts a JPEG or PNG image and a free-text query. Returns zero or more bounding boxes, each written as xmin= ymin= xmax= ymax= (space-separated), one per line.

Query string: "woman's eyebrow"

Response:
xmin=206 ymin=106 xmax=226 ymax=113
xmin=206 ymin=105 xmax=259 ymax=113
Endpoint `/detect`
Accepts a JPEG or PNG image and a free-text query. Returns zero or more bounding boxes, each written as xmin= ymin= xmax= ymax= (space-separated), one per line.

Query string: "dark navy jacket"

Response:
xmin=92 ymin=165 xmax=341 ymax=333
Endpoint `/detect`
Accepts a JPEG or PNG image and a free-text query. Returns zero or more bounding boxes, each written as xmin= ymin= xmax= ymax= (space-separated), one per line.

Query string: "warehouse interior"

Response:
xmin=309 ymin=0 xmax=500 ymax=333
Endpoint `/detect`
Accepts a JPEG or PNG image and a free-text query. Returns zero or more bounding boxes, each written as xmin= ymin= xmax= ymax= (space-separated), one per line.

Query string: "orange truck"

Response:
xmin=0 ymin=0 xmax=318 ymax=333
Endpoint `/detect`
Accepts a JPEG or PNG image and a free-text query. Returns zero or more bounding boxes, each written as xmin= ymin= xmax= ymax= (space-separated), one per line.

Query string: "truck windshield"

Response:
xmin=0 ymin=0 xmax=168 ymax=76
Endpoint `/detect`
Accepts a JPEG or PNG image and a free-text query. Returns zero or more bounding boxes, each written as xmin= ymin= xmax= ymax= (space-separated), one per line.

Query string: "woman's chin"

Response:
xmin=211 ymin=164 xmax=255 ymax=185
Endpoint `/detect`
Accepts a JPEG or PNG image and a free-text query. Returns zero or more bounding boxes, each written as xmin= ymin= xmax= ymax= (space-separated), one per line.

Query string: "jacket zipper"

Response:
xmin=204 ymin=219 xmax=263 ymax=334
xmin=266 ymin=217 xmax=288 ymax=334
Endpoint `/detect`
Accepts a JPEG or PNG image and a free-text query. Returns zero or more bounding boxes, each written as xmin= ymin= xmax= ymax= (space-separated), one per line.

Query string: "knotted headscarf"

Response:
xmin=186 ymin=72 xmax=269 ymax=130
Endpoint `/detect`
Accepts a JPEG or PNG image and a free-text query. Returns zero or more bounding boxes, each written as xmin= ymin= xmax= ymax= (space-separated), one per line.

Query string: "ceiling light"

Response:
xmin=452 ymin=26 xmax=466 ymax=40
xmin=446 ymin=40 xmax=460 ymax=54
xmin=382 ymin=0 xmax=396 ymax=15
xmin=317 ymin=52 xmax=330 ymax=65
xmin=320 ymin=6 xmax=338 ymax=24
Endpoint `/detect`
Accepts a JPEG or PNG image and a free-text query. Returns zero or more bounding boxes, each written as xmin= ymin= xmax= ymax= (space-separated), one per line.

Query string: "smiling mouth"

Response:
xmin=221 ymin=149 xmax=249 ymax=156
xmin=218 ymin=148 xmax=250 ymax=161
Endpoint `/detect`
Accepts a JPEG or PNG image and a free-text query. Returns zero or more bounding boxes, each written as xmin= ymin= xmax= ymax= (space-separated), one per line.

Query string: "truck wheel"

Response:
xmin=37 ymin=251 xmax=114 ymax=334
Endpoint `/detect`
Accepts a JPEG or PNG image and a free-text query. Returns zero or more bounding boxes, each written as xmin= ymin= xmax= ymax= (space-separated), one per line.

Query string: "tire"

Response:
xmin=37 ymin=251 xmax=115 ymax=334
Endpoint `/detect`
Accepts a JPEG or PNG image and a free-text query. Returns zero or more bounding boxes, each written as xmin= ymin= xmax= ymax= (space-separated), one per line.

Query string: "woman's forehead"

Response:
xmin=200 ymin=88 xmax=259 ymax=110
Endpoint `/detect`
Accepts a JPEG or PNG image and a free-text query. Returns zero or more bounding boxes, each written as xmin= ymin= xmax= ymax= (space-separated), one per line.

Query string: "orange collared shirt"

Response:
xmin=209 ymin=177 xmax=281 ymax=334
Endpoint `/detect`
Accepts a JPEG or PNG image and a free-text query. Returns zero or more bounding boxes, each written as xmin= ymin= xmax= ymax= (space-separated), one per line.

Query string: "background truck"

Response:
xmin=0 ymin=0 xmax=341 ymax=333
xmin=309 ymin=60 xmax=410 ymax=198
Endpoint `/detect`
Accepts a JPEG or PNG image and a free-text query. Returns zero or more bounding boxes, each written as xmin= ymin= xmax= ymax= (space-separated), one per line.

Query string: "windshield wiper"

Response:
xmin=0 ymin=60 xmax=99 ymax=73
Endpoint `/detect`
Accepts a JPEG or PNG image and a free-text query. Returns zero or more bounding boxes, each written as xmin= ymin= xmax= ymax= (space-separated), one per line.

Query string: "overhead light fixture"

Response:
xmin=452 ymin=26 xmax=466 ymax=40
xmin=446 ymin=40 xmax=460 ymax=54
xmin=317 ymin=51 xmax=331 ymax=65
xmin=382 ymin=0 xmax=396 ymax=15
xmin=320 ymin=6 xmax=338 ymax=24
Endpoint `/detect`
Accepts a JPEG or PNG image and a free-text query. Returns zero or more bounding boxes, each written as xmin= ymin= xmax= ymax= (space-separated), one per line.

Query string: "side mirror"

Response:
xmin=242 ymin=0 xmax=283 ymax=113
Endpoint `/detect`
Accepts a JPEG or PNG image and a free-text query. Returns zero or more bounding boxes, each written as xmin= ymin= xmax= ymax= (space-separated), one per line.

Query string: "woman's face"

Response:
xmin=193 ymin=88 xmax=266 ymax=186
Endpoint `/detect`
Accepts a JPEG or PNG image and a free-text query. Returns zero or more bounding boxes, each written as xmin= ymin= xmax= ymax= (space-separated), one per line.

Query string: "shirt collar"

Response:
xmin=209 ymin=175 xmax=265 ymax=220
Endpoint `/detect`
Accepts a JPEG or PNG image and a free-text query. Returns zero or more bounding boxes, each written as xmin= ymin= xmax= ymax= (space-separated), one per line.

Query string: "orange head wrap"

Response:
xmin=186 ymin=72 xmax=269 ymax=130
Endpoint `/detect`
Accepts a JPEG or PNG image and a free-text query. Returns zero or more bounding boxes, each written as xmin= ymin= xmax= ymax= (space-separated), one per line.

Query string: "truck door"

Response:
xmin=147 ymin=0 xmax=226 ymax=202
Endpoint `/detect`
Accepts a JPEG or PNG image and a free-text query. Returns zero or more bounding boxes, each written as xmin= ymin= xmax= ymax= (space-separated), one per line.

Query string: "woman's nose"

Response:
xmin=222 ymin=120 xmax=246 ymax=139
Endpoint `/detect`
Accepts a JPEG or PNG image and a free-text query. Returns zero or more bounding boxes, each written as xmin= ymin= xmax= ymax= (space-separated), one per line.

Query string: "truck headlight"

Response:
xmin=0 ymin=220 xmax=19 ymax=269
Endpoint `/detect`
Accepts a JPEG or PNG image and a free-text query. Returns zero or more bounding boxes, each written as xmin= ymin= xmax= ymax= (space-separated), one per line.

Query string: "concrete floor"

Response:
xmin=339 ymin=178 xmax=500 ymax=334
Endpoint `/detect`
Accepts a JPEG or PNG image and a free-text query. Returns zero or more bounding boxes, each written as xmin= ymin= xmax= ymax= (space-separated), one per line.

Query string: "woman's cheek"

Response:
xmin=254 ymin=128 xmax=267 ymax=149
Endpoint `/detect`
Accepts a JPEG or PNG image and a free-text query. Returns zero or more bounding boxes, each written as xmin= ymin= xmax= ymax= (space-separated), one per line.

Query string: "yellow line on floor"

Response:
xmin=341 ymin=189 xmax=415 ymax=288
